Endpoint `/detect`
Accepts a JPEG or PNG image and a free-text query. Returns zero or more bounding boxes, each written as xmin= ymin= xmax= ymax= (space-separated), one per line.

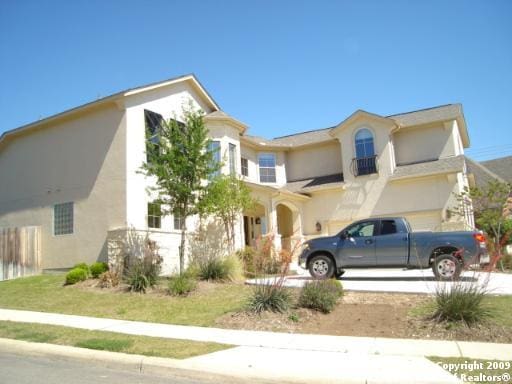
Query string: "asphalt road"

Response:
xmin=0 ymin=351 xmax=236 ymax=384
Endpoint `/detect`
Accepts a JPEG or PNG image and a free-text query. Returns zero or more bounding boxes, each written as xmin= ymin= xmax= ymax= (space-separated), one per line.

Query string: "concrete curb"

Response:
xmin=1 ymin=308 xmax=511 ymax=360
xmin=0 ymin=338 xmax=461 ymax=384
xmin=0 ymin=338 xmax=286 ymax=384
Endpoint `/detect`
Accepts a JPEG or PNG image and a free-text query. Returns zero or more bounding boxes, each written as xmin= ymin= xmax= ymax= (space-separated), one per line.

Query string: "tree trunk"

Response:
xmin=180 ymin=216 xmax=187 ymax=275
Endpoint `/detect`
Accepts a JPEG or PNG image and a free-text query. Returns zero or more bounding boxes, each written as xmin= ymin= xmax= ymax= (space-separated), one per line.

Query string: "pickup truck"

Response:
xmin=298 ymin=217 xmax=490 ymax=281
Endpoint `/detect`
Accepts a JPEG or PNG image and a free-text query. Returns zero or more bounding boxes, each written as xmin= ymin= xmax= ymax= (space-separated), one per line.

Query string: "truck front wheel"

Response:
xmin=432 ymin=254 xmax=462 ymax=281
xmin=308 ymin=255 xmax=335 ymax=279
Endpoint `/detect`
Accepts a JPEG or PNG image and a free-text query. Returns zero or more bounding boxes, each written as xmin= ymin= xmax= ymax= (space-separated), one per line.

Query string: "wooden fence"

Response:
xmin=0 ymin=226 xmax=41 ymax=281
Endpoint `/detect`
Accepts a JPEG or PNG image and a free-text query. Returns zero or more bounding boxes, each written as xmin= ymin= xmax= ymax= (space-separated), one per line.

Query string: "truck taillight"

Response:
xmin=473 ymin=233 xmax=486 ymax=243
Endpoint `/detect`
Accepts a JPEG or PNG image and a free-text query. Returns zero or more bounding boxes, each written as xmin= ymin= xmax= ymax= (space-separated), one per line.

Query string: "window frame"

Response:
xmin=208 ymin=140 xmax=221 ymax=178
xmin=258 ymin=153 xmax=277 ymax=183
xmin=228 ymin=143 xmax=237 ymax=175
xmin=147 ymin=202 xmax=162 ymax=229
xmin=173 ymin=214 xmax=184 ymax=231
xmin=53 ymin=202 xmax=74 ymax=236
xmin=241 ymin=157 xmax=249 ymax=177
xmin=144 ymin=110 xmax=164 ymax=162
xmin=353 ymin=128 xmax=377 ymax=176
xmin=345 ymin=220 xmax=377 ymax=238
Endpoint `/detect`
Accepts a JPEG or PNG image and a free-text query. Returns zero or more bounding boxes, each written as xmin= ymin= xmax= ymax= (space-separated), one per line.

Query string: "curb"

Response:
xmin=0 ymin=338 xmax=298 ymax=384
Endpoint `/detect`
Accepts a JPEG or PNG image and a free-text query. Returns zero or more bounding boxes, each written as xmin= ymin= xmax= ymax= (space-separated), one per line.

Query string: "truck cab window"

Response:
xmin=380 ymin=220 xmax=397 ymax=235
xmin=346 ymin=221 xmax=376 ymax=237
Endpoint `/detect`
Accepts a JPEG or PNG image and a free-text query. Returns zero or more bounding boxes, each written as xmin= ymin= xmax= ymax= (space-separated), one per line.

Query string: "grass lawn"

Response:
xmin=0 ymin=321 xmax=229 ymax=359
xmin=428 ymin=357 xmax=512 ymax=384
xmin=0 ymin=275 xmax=251 ymax=326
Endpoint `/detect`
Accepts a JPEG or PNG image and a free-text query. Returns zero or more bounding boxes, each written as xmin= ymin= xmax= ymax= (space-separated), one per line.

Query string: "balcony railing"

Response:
xmin=351 ymin=155 xmax=378 ymax=176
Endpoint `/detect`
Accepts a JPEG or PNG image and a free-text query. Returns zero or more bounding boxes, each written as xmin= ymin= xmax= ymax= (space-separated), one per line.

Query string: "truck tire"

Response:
xmin=432 ymin=254 xmax=462 ymax=281
xmin=308 ymin=255 xmax=335 ymax=279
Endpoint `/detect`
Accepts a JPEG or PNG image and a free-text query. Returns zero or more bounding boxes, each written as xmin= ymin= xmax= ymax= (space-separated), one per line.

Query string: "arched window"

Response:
xmin=355 ymin=128 xmax=375 ymax=158
xmin=354 ymin=128 xmax=377 ymax=176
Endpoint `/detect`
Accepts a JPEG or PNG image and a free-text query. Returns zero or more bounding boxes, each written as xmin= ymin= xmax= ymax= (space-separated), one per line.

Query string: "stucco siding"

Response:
xmin=286 ymin=142 xmax=342 ymax=181
xmin=0 ymin=104 xmax=127 ymax=269
xmin=393 ymin=122 xmax=458 ymax=165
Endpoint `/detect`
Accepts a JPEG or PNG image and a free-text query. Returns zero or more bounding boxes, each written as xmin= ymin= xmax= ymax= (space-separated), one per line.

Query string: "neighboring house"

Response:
xmin=0 ymin=74 xmax=476 ymax=272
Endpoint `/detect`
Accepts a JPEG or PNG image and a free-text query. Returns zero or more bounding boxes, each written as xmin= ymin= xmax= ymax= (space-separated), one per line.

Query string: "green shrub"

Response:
xmin=248 ymin=280 xmax=292 ymax=313
xmin=223 ymin=254 xmax=244 ymax=282
xmin=65 ymin=268 xmax=88 ymax=285
xmin=73 ymin=262 xmax=91 ymax=277
xmin=298 ymin=279 xmax=343 ymax=313
xmin=432 ymin=282 xmax=492 ymax=326
xmin=125 ymin=240 xmax=162 ymax=293
xmin=168 ymin=274 xmax=197 ymax=296
xmin=90 ymin=262 xmax=108 ymax=278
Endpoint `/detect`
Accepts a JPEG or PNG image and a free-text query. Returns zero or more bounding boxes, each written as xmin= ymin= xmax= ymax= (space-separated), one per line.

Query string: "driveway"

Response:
xmin=247 ymin=268 xmax=512 ymax=295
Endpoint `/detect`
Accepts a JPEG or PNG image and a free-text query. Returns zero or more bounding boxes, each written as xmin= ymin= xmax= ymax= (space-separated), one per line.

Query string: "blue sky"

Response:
xmin=1 ymin=0 xmax=511 ymax=160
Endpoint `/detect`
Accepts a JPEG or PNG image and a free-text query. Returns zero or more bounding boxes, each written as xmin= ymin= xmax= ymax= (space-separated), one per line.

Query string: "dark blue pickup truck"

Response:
xmin=298 ymin=217 xmax=489 ymax=281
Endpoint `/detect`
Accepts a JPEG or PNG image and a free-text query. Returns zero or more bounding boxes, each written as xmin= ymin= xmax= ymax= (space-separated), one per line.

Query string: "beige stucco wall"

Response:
xmin=0 ymin=104 xmax=127 ymax=269
xmin=285 ymin=142 xmax=342 ymax=181
xmin=393 ymin=120 xmax=461 ymax=165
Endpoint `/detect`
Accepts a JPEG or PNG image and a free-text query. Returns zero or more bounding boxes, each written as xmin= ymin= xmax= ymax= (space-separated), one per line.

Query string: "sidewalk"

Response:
xmin=2 ymin=308 xmax=512 ymax=383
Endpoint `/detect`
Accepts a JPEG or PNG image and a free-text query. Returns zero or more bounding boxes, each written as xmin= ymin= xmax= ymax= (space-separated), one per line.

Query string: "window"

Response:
xmin=145 ymin=110 xmax=164 ymax=162
xmin=380 ymin=220 xmax=397 ymax=235
xmin=228 ymin=143 xmax=237 ymax=175
xmin=241 ymin=157 xmax=249 ymax=177
xmin=147 ymin=203 xmax=162 ymax=229
xmin=354 ymin=128 xmax=377 ymax=176
xmin=174 ymin=214 xmax=184 ymax=230
xmin=54 ymin=202 xmax=74 ymax=235
xmin=258 ymin=153 xmax=276 ymax=183
xmin=346 ymin=221 xmax=376 ymax=238
xmin=208 ymin=140 xmax=221 ymax=178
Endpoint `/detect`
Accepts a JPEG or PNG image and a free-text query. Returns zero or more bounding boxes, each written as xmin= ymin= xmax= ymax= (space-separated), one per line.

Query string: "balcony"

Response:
xmin=351 ymin=155 xmax=378 ymax=176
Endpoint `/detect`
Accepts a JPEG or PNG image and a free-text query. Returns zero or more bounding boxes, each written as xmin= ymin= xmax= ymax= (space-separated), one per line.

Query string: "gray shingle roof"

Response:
xmin=390 ymin=155 xmax=465 ymax=181
xmin=387 ymin=104 xmax=462 ymax=127
xmin=481 ymin=156 xmax=512 ymax=183
xmin=284 ymin=173 xmax=344 ymax=193
xmin=465 ymin=157 xmax=506 ymax=188
xmin=271 ymin=127 xmax=335 ymax=147
xmin=243 ymin=104 xmax=464 ymax=149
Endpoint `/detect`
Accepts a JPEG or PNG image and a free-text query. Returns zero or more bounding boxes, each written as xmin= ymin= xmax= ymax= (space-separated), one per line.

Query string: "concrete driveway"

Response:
xmin=247 ymin=268 xmax=512 ymax=295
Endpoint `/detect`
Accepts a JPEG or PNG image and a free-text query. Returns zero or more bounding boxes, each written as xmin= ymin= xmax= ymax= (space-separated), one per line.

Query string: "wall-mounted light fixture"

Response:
xmin=255 ymin=217 xmax=261 ymax=225
xmin=315 ymin=221 xmax=322 ymax=232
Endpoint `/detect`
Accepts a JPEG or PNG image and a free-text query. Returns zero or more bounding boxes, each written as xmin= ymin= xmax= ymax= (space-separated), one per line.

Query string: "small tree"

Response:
xmin=453 ymin=180 xmax=512 ymax=269
xmin=140 ymin=105 xmax=219 ymax=274
xmin=198 ymin=175 xmax=255 ymax=252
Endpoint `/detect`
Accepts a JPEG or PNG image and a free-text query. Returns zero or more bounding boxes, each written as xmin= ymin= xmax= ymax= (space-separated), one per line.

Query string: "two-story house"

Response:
xmin=0 ymin=74 xmax=474 ymax=273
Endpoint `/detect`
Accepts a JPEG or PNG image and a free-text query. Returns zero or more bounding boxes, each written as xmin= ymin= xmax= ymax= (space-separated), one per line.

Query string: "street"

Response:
xmin=0 ymin=350 xmax=241 ymax=384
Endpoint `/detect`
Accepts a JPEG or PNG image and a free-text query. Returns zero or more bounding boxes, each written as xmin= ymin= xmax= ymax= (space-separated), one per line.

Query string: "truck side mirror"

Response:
xmin=340 ymin=231 xmax=348 ymax=240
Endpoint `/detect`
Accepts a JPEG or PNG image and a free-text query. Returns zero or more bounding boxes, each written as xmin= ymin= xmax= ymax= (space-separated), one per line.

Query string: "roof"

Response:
xmin=390 ymin=155 xmax=466 ymax=181
xmin=284 ymin=173 xmax=344 ymax=193
xmin=0 ymin=74 xmax=220 ymax=148
xmin=480 ymin=156 xmax=512 ymax=183
xmin=465 ymin=156 xmax=506 ymax=188
xmin=272 ymin=127 xmax=335 ymax=147
xmin=204 ymin=110 xmax=248 ymax=134
xmin=244 ymin=104 xmax=469 ymax=150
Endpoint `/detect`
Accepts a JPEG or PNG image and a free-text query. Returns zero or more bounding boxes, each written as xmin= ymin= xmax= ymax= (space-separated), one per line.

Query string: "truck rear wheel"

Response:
xmin=308 ymin=255 xmax=335 ymax=279
xmin=432 ymin=254 xmax=462 ymax=281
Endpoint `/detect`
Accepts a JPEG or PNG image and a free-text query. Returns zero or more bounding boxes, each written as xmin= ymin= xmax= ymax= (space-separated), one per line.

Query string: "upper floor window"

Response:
xmin=258 ymin=153 xmax=276 ymax=183
xmin=54 ymin=202 xmax=74 ymax=235
xmin=241 ymin=157 xmax=249 ymax=177
xmin=174 ymin=214 xmax=184 ymax=230
xmin=208 ymin=140 xmax=221 ymax=178
xmin=353 ymin=128 xmax=377 ymax=176
xmin=145 ymin=110 xmax=164 ymax=162
xmin=147 ymin=202 xmax=162 ymax=229
xmin=228 ymin=143 xmax=237 ymax=175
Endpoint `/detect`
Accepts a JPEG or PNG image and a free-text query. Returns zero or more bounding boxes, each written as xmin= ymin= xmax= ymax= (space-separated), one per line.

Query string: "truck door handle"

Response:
xmin=365 ymin=239 xmax=373 ymax=245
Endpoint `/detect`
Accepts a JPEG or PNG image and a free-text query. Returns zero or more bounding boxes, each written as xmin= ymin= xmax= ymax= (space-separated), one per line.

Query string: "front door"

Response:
xmin=337 ymin=220 xmax=377 ymax=267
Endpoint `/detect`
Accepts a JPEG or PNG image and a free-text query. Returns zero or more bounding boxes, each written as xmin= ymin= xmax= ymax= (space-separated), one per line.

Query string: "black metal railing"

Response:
xmin=351 ymin=155 xmax=378 ymax=176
